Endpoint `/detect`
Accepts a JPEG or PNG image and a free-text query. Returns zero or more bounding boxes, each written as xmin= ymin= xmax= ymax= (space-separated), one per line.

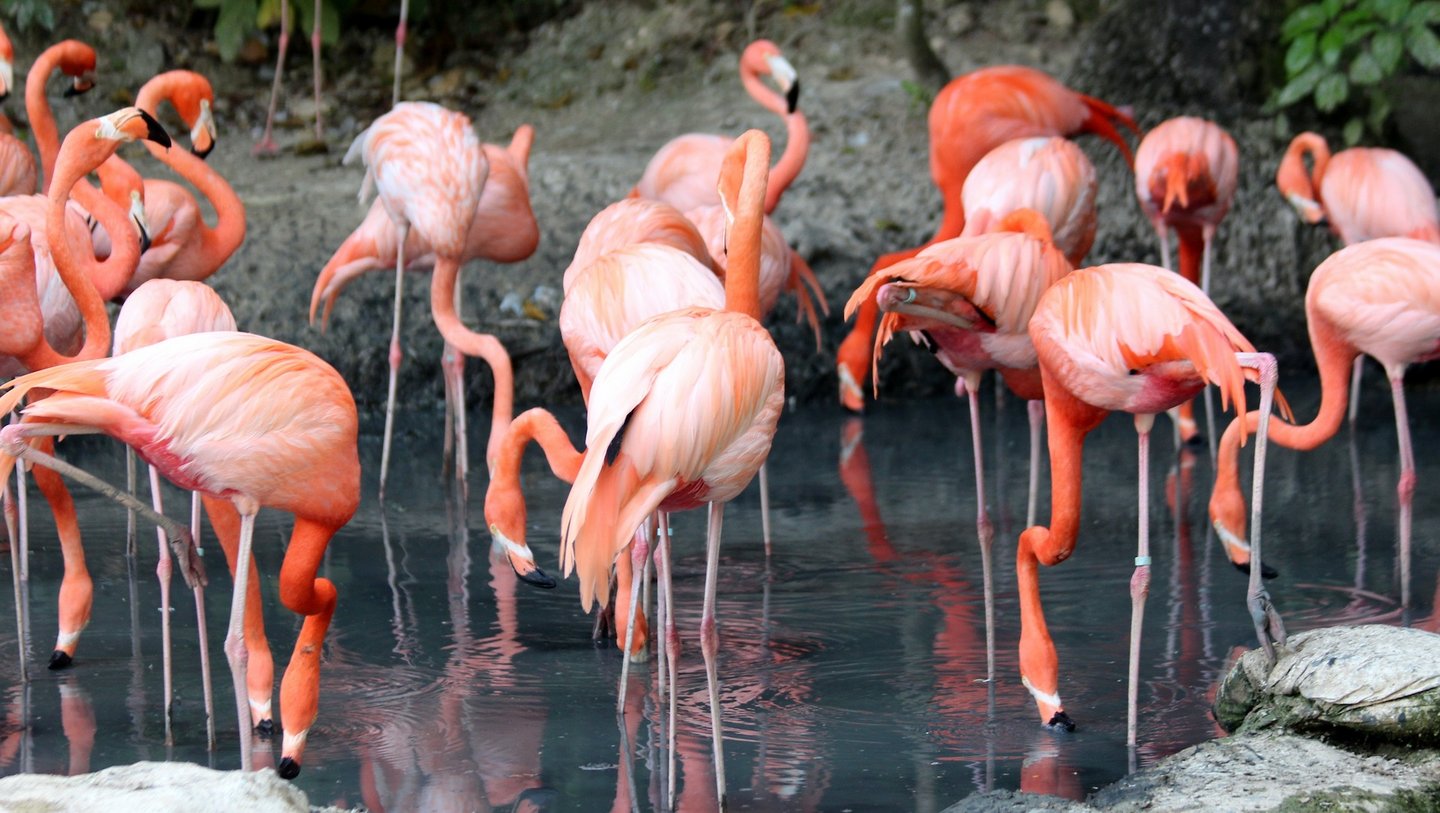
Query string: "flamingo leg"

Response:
xmin=16 ymin=460 xmax=26 ymax=583
xmin=1237 ymin=352 xmax=1285 ymax=660
xmin=125 ymin=448 xmax=136 ymax=558
xmin=254 ymin=0 xmax=290 ymax=156
xmin=392 ymin=0 xmax=409 ymax=106
xmin=379 ymin=223 xmax=408 ymax=501
xmin=146 ymin=465 xmax=175 ymax=745
xmin=191 ymin=491 xmax=216 ymax=749
xmin=960 ymin=372 xmax=996 ymax=684
xmin=1027 ymin=399 xmax=1044 ymax=529
xmin=1388 ymin=366 xmax=1415 ymax=610
xmin=204 ymin=496 xmax=275 ymax=736
xmin=700 ymin=502 xmax=727 ymax=809
xmin=4 ymin=479 xmax=26 ymax=682
xmin=310 ymin=0 xmax=324 ymax=142
xmin=1349 ymin=357 xmax=1364 ymax=427
xmin=223 ymin=510 xmax=257 ymax=771
xmin=658 ymin=511 xmax=677 ymax=811
xmin=453 ymin=280 xmax=468 ymax=486
xmin=617 ymin=523 xmax=651 ymax=713
xmin=1127 ymin=414 xmax=1155 ymax=749
xmin=758 ymin=463 xmax=772 ymax=559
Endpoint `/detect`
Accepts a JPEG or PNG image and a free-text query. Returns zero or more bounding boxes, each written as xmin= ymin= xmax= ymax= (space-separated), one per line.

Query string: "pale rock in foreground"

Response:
xmin=0 ymin=761 xmax=324 ymax=813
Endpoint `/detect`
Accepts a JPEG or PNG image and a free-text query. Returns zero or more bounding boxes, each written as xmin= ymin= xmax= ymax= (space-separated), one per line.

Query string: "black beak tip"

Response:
xmin=517 ymin=564 xmax=557 ymax=589
xmin=1046 ymin=711 xmax=1076 ymax=733
xmin=63 ymin=86 xmax=80 ymax=98
xmin=786 ymin=79 xmax=800 ymax=114
xmin=0 ymin=90 xmax=9 ymax=104
xmin=277 ymin=757 xmax=301 ymax=780
xmin=138 ymin=228 xmax=151 ymax=254
xmin=192 ymin=143 xmax=214 ymax=160
xmin=48 ymin=650 xmax=73 ymax=670
xmin=138 ymin=109 xmax=172 ymax=149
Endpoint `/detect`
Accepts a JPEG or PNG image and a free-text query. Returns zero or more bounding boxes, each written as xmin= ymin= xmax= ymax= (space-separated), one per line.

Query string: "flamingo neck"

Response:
xmin=145 ymin=139 xmax=246 ymax=271
xmin=134 ymin=74 xmax=188 ymax=118
xmin=45 ymin=144 xmax=116 ymax=361
xmin=495 ymin=407 xmax=583 ymax=485
xmin=430 ymin=255 xmax=514 ymax=465
xmin=1286 ymin=133 xmax=1331 ymax=206
xmin=740 ymin=64 xmax=789 ymax=116
xmin=724 ymin=143 xmax=769 ymax=320
xmin=25 ymin=44 xmax=69 ymax=193
xmin=764 ymin=111 xmax=809 ymax=214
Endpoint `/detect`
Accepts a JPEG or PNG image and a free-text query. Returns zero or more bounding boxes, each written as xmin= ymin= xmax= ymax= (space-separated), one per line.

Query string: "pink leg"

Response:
xmin=311 ymin=0 xmax=324 ymax=142
xmin=1350 ymin=357 xmax=1364 ymax=427
xmin=224 ymin=511 xmax=257 ymax=771
xmin=393 ymin=0 xmax=409 ymax=106
xmin=758 ymin=463 xmax=772 ymax=559
xmin=147 ymin=466 xmax=175 ymax=745
xmin=191 ymin=490 xmax=216 ymax=750
xmin=959 ymin=372 xmax=995 ymax=684
xmin=3 ymin=477 xmax=25 ymax=681
xmin=658 ymin=511 xmax=678 ymax=810
xmin=1127 ymin=414 xmax=1154 ymax=749
xmin=700 ymin=502 xmax=727 ymax=808
xmin=254 ymin=0 xmax=290 ymax=156
xmin=1388 ymin=366 xmax=1414 ymax=609
xmin=379 ymin=224 xmax=407 ymax=501
xmin=1027 ymin=399 xmax=1044 ymax=529
xmin=617 ymin=522 xmax=651 ymax=712
xmin=1236 ymin=352 xmax=1285 ymax=659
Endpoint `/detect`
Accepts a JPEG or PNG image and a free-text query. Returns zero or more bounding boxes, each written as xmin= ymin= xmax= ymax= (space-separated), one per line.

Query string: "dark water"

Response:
xmin=1 ymin=376 xmax=1436 ymax=811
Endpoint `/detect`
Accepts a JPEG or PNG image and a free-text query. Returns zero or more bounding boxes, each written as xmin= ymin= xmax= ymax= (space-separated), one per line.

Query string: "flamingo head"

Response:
xmin=59 ymin=41 xmax=97 ymax=97
xmin=743 ymin=39 xmax=800 ymax=113
xmin=1285 ymin=192 xmax=1325 ymax=225
xmin=1208 ymin=472 xmax=1280 ymax=580
xmin=485 ymin=483 xmax=556 ymax=589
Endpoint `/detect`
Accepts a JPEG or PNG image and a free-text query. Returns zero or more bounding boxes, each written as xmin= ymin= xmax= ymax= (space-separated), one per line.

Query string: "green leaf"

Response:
xmin=1286 ymin=32 xmax=1318 ymax=74
xmin=294 ymin=0 xmax=341 ymax=46
xmin=192 ymin=0 xmax=224 ymax=8
xmin=1407 ymin=23 xmax=1440 ymax=67
xmin=1343 ymin=117 xmax=1365 ymax=144
xmin=1342 ymin=22 xmax=1380 ymax=44
xmin=1320 ymin=25 xmax=1348 ymax=65
xmin=1282 ymin=4 xmax=1332 ymax=39
xmin=1373 ymin=28 xmax=1405 ymax=70
xmin=1372 ymin=0 xmax=1409 ymax=23
xmin=1349 ymin=48 xmax=1385 ymax=82
xmin=1322 ymin=0 xmax=1344 ymax=19
xmin=1315 ymin=71 xmax=1351 ymax=111
xmin=214 ymin=0 xmax=257 ymax=63
xmin=1275 ymin=63 xmax=1329 ymax=107
xmin=1368 ymin=90 xmax=1393 ymax=131
xmin=1406 ymin=1 xmax=1440 ymax=25
xmin=256 ymin=0 xmax=286 ymax=31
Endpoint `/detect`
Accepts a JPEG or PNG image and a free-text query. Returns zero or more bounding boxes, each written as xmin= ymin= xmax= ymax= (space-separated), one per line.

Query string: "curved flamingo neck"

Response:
xmin=44 ymin=137 xmax=113 ymax=362
xmin=740 ymin=64 xmax=789 ymax=117
xmin=26 ymin=42 xmax=82 ymax=193
xmin=67 ymin=172 xmax=141 ymax=300
xmin=495 ymin=408 xmax=582 ymax=486
xmin=764 ymin=111 xmax=809 ymax=214
xmin=144 ymin=138 xmax=246 ymax=270
xmin=1285 ymin=133 xmax=1331 ymax=205
xmin=134 ymin=74 xmax=191 ymax=118
xmin=721 ymin=134 xmax=770 ymax=319
xmin=430 ymin=255 xmax=514 ymax=466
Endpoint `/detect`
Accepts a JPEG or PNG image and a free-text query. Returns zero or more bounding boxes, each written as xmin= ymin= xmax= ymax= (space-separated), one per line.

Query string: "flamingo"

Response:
xmin=1276 ymin=132 xmax=1440 ymax=425
xmin=958 ymin=137 xmax=1098 ymax=267
xmin=560 ymin=129 xmax=784 ymax=808
xmin=0 ymin=20 xmax=34 ymax=195
xmin=843 ymin=210 xmax=1073 ymax=684
xmin=1135 ymin=116 xmax=1239 ymax=451
xmin=314 ymin=120 xmax=536 ymax=497
xmin=630 ymin=39 xmax=807 ymax=216
xmin=0 ymin=109 xmax=168 ymax=679
xmin=0 ymin=330 xmax=359 ymax=778
xmin=255 ymin=0 xmax=325 ymax=155
xmin=112 ymin=279 xmax=236 ymax=745
xmin=1018 ymin=262 xmax=1284 ymax=747
xmin=836 ymin=65 xmax=1138 ymax=412
xmin=1209 ymin=238 xmax=1440 ymax=610
xmin=117 ymin=70 xmax=245 ymax=296
xmin=25 ymin=39 xmax=96 ymax=193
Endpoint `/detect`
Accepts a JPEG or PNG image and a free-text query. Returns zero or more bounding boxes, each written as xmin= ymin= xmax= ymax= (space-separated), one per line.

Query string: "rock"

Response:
xmin=1214 ymin=625 xmax=1440 ymax=743
xmin=0 ymin=762 xmax=314 ymax=812
xmin=943 ymin=788 xmax=1095 ymax=811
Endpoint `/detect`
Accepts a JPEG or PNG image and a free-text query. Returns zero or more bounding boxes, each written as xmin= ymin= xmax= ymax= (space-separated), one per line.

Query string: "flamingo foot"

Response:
xmin=1046 ymin=711 xmax=1076 ymax=732
xmin=255 ymin=718 xmax=276 ymax=739
xmin=251 ymin=137 xmax=280 ymax=157
xmin=49 ymin=650 xmax=72 ymax=670
xmin=277 ymin=756 xmax=300 ymax=779
xmin=1247 ymin=588 xmax=1287 ymax=665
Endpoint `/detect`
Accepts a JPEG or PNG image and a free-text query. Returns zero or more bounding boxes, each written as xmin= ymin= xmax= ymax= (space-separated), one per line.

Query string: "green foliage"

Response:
xmin=191 ymin=0 xmax=353 ymax=63
xmin=1274 ymin=0 xmax=1440 ymax=144
xmin=3 ymin=0 xmax=55 ymax=32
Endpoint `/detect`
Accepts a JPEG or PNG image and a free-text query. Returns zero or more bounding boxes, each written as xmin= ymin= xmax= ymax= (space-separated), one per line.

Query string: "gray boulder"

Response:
xmin=0 ymin=762 xmax=313 ymax=813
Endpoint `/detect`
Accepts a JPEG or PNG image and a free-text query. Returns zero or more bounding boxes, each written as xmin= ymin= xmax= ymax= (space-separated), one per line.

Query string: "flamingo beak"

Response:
xmin=490 ymin=526 xmax=557 ymax=589
xmin=64 ymin=71 xmax=96 ymax=97
xmin=0 ymin=59 xmax=12 ymax=102
xmin=191 ymin=99 xmax=216 ymax=159
xmin=131 ymin=192 xmax=150 ymax=254
xmin=766 ymin=54 xmax=800 ymax=113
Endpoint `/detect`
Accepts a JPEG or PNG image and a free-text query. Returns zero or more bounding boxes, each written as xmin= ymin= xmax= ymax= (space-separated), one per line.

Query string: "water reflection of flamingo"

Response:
xmin=1020 ymin=263 xmax=1283 ymax=747
xmin=1209 ymin=238 xmax=1440 ymax=610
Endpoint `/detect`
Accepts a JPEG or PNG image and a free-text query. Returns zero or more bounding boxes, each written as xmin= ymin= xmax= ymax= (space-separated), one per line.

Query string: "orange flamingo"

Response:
xmin=958 ymin=136 xmax=1098 ymax=267
xmin=317 ymin=120 xmax=536 ymax=497
xmin=0 ymin=19 xmax=34 ymax=196
xmin=1209 ymin=238 xmax=1440 ymax=611
xmin=836 ymin=65 xmax=1137 ymax=412
xmin=561 ymin=129 xmax=784 ymax=807
xmin=25 ymin=40 xmax=96 ymax=193
xmin=1135 ymin=116 xmax=1239 ymax=452
xmin=0 ymin=109 xmax=168 ymax=680
xmin=844 ymin=211 xmax=1073 ymax=684
xmin=112 ymin=279 xmax=236 ymax=745
xmin=119 ymin=70 xmax=245 ymax=296
xmin=1277 ymin=132 xmax=1440 ymax=425
xmin=255 ymin=0 xmax=325 ymax=155
xmin=630 ymin=39 xmax=807 ymax=216
xmin=561 ymin=197 xmax=715 ymax=287
xmin=1019 ymin=262 xmax=1283 ymax=747
xmin=0 ymin=330 xmax=360 ymax=778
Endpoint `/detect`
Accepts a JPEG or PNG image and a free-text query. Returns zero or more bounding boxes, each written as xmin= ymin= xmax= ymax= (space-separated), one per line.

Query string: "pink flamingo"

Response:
xmin=0 ymin=18 xmax=34 ymax=196
xmin=25 ymin=40 xmax=96 ymax=193
xmin=255 ymin=0 xmax=325 ymax=155
xmin=837 ymin=65 xmax=1138 ymax=412
xmin=630 ymin=39 xmax=807 ymax=216
xmin=316 ymin=121 xmax=536 ymax=496
xmin=112 ymin=279 xmax=236 ymax=746
xmin=1277 ymin=132 xmax=1440 ymax=425
xmin=958 ymin=136 xmax=1098 ymax=267
xmin=844 ymin=211 xmax=1073 ymax=684
xmin=1209 ymin=237 xmax=1440 ymax=610
xmin=0 ymin=109 xmax=167 ymax=680
xmin=1019 ymin=262 xmax=1283 ymax=747
xmin=561 ymin=129 xmax=784 ymax=807
xmin=1135 ymin=116 xmax=1239 ymax=451
xmin=0 ymin=330 xmax=360 ymax=778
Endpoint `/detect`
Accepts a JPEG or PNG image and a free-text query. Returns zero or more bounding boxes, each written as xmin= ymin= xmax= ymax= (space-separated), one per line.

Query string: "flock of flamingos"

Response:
xmin=0 ymin=14 xmax=1437 ymax=810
